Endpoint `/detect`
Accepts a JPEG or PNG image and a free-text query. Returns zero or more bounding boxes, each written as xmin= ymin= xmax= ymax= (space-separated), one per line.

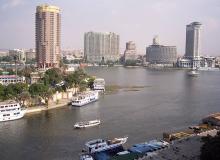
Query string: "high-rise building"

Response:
xmin=84 ymin=32 xmax=120 ymax=63
xmin=124 ymin=41 xmax=137 ymax=61
xmin=36 ymin=4 xmax=61 ymax=69
xmin=178 ymin=22 xmax=202 ymax=68
xmin=146 ymin=36 xmax=177 ymax=65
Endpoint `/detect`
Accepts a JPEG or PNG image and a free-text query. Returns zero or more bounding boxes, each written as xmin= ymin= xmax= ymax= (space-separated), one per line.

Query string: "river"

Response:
xmin=0 ymin=67 xmax=220 ymax=160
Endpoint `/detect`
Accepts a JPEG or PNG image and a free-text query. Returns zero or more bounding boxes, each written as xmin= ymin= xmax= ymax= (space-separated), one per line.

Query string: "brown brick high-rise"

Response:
xmin=36 ymin=5 xmax=61 ymax=69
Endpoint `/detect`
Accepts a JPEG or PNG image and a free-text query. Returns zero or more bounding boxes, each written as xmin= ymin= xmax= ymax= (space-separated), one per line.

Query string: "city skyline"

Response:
xmin=0 ymin=0 xmax=220 ymax=55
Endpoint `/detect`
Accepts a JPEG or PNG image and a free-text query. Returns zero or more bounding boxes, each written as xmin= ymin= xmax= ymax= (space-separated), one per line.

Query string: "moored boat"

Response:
xmin=74 ymin=119 xmax=101 ymax=129
xmin=80 ymin=154 xmax=94 ymax=160
xmin=72 ymin=91 xmax=99 ymax=107
xmin=85 ymin=137 xmax=128 ymax=153
xmin=0 ymin=100 xmax=25 ymax=122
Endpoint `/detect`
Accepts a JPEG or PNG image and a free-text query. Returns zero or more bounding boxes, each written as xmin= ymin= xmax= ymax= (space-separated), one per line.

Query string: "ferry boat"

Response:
xmin=0 ymin=100 xmax=25 ymax=122
xmin=74 ymin=119 xmax=101 ymax=129
xmin=80 ymin=154 xmax=94 ymax=160
xmin=85 ymin=137 xmax=128 ymax=153
xmin=72 ymin=91 xmax=99 ymax=107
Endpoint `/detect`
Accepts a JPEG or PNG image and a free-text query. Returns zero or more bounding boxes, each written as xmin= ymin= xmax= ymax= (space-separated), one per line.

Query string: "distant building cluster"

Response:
xmin=1 ymin=3 xmax=220 ymax=70
xmin=146 ymin=36 xmax=177 ymax=65
xmin=62 ymin=49 xmax=84 ymax=62
xmin=9 ymin=49 xmax=26 ymax=63
xmin=84 ymin=32 xmax=120 ymax=63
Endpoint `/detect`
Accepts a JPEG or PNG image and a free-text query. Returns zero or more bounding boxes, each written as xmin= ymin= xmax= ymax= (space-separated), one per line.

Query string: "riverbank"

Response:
xmin=25 ymin=99 xmax=70 ymax=115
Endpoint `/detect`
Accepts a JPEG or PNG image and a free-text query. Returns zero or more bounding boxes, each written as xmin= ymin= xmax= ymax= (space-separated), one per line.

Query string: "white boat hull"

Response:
xmin=72 ymin=91 xmax=99 ymax=107
xmin=85 ymin=137 xmax=128 ymax=154
xmin=72 ymin=98 xmax=98 ymax=107
xmin=74 ymin=120 xmax=101 ymax=129
xmin=0 ymin=110 xmax=25 ymax=122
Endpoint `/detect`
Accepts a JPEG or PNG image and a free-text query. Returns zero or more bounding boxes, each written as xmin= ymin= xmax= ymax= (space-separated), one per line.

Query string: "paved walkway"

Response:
xmin=25 ymin=99 xmax=71 ymax=114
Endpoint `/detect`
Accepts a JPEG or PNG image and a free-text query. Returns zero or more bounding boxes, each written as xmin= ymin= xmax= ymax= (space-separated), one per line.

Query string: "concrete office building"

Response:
xmin=84 ymin=32 xmax=120 ymax=63
xmin=124 ymin=41 xmax=138 ymax=61
xmin=36 ymin=4 xmax=61 ymax=69
xmin=146 ymin=36 xmax=177 ymax=65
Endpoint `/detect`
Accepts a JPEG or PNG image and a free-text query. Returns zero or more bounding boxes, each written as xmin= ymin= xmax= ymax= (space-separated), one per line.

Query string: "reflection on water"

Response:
xmin=0 ymin=67 xmax=220 ymax=160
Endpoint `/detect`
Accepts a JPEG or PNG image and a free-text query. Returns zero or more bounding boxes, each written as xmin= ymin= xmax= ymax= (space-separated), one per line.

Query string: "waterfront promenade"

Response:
xmin=25 ymin=99 xmax=70 ymax=114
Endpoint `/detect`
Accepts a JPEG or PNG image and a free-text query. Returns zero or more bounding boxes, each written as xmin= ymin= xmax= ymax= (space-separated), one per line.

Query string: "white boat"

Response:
xmin=93 ymin=78 xmax=105 ymax=91
xmin=72 ymin=91 xmax=99 ymax=107
xmin=0 ymin=100 xmax=25 ymax=122
xmin=85 ymin=137 xmax=128 ymax=153
xmin=188 ymin=70 xmax=199 ymax=76
xmin=74 ymin=119 xmax=101 ymax=129
xmin=80 ymin=154 xmax=94 ymax=160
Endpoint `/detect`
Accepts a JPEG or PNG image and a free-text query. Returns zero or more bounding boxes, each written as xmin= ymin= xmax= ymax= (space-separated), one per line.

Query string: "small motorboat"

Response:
xmin=74 ymin=119 xmax=101 ymax=129
xmin=188 ymin=70 xmax=199 ymax=76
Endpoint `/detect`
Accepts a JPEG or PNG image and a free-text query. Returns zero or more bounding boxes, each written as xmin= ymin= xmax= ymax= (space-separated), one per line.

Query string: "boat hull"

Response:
xmin=0 ymin=110 xmax=25 ymax=122
xmin=72 ymin=98 xmax=98 ymax=107
xmin=74 ymin=120 xmax=101 ymax=129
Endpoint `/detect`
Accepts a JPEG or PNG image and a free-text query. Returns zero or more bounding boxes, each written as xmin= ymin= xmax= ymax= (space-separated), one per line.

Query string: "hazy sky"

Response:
xmin=0 ymin=0 xmax=220 ymax=56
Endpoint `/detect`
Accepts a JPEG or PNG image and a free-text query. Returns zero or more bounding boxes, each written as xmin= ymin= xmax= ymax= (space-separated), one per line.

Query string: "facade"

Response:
xmin=124 ymin=41 xmax=138 ymax=61
xmin=146 ymin=36 xmax=177 ymax=65
xmin=84 ymin=32 xmax=120 ymax=63
xmin=0 ymin=75 xmax=25 ymax=85
xmin=200 ymin=56 xmax=216 ymax=68
xmin=25 ymin=49 xmax=36 ymax=61
xmin=36 ymin=4 xmax=61 ymax=69
xmin=9 ymin=49 xmax=26 ymax=63
xmin=185 ymin=22 xmax=202 ymax=59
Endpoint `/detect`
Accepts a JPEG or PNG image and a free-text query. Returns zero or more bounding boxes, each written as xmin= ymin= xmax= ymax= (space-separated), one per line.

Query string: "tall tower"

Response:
xmin=36 ymin=4 xmax=61 ymax=69
xmin=185 ymin=22 xmax=202 ymax=59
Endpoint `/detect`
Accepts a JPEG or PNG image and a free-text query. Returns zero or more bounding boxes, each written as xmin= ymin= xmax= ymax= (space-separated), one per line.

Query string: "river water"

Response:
xmin=0 ymin=67 xmax=220 ymax=160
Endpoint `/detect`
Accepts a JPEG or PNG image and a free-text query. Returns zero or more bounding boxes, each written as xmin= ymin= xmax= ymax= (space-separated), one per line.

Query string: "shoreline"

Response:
xmin=25 ymin=99 xmax=70 ymax=115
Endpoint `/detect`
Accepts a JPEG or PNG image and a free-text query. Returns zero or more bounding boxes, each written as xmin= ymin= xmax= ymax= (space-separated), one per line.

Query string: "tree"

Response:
xmin=18 ymin=66 xmax=36 ymax=78
xmin=87 ymin=76 xmax=95 ymax=89
xmin=4 ymin=84 xmax=14 ymax=100
xmin=44 ymin=68 xmax=63 ymax=86
xmin=41 ymin=88 xmax=54 ymax=106
xmin=0 ymin=84 xmax=5 ymax=100
xmin=79 ymin=80 xmax=88 ymax=92
xmin=29 ymin=83 xmax=49 ymax=97
xmin=17 ymin=92 xmax=31 ymax=106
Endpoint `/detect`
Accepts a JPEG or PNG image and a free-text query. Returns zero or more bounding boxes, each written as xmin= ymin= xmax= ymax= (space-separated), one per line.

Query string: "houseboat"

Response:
xmin=72 ymin=91 xmax=99 ymax=107
xmin=0 ymin=100 xmax=25 ymax=122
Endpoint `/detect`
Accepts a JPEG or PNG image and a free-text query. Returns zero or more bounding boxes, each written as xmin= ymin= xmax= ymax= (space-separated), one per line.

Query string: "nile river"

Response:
xmin=0 ymin=67 xmax=220 ymax=160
